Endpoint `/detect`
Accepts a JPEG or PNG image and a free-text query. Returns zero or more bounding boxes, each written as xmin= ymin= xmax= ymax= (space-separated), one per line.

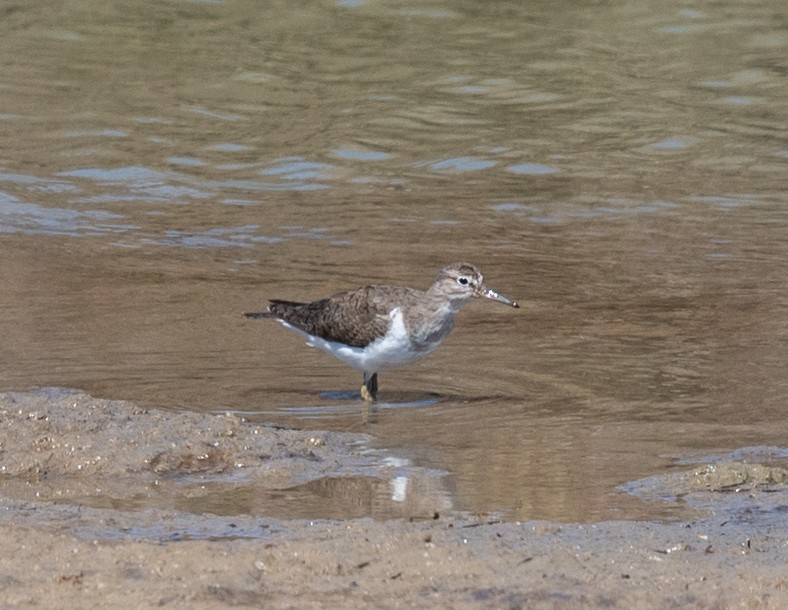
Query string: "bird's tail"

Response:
xmin=244 ymin=299 xmax=307 ymax=320
xmin=242 ymin=311 xmax=273 ymax=319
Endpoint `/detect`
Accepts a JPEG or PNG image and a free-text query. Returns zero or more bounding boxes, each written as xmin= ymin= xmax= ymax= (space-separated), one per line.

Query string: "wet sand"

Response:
xmin=1 ymin=390 xmax=786 ymax=608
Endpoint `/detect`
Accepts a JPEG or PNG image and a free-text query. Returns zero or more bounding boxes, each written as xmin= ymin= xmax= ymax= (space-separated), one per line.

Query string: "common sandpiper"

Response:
xmin=244 ymin=262 xmax=518 ymax=401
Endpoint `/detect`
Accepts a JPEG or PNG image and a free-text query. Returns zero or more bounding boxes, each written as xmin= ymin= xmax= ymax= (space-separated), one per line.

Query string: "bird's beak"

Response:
xmin=479 ymin=286 xmax=519 ymax=308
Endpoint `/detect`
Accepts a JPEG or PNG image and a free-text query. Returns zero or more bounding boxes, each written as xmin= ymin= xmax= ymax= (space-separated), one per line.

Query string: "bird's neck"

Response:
xmin=404 ymin=292 xmax=463 ymax=351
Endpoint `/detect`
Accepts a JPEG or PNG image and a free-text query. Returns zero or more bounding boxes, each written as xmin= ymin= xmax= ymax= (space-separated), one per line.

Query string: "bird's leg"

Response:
xmin=361 ymin=372 xmax=378 ymax=402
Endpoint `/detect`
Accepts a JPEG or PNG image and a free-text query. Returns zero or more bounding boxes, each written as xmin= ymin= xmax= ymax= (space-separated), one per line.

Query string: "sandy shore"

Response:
xmin=1 ymin=389 xmax=785 ymax=608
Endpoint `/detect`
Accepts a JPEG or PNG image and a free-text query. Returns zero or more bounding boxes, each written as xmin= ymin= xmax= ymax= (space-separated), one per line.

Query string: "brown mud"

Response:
xmin=1 ymin=389 xmax=786 ymax=609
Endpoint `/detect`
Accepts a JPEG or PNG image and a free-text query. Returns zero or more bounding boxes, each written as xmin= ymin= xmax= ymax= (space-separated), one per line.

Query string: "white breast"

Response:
xmin=276 ymin=307 xmax=427 ymax=374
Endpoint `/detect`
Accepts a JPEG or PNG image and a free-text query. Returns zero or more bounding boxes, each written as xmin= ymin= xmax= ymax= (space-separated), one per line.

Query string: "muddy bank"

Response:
xmin=0 ymin=389 xmax=786 ymax=608
xmin=0 ymin=388 xmax=451 ymax=522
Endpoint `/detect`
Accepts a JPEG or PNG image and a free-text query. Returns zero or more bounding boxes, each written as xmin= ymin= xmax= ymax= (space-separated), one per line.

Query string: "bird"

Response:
xmin=243 ymin=262 xmax=518 ymax=401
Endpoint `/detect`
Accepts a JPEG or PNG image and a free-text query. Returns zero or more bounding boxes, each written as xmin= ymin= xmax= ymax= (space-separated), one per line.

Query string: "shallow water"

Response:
xmin=1 ymin=0 xmax=787 ymax=522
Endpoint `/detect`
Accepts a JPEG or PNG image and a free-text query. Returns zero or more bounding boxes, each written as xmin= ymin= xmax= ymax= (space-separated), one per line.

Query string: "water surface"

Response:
xmin=1 ymin=0 xmax=786 ymax=521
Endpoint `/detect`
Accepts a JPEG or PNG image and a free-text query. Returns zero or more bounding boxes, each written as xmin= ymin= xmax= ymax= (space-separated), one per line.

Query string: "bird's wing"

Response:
xmin=265 ymin=286 xmax=406 ymax=348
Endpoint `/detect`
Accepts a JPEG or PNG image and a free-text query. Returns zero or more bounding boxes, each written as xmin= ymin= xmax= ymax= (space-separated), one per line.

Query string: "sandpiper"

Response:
xmin=244 ymin=262 xmax=518 ymax=401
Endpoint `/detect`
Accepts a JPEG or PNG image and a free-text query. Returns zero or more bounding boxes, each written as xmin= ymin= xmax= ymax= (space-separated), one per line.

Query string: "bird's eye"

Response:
xmin=458 ymin=277 xmax=469 ymax=286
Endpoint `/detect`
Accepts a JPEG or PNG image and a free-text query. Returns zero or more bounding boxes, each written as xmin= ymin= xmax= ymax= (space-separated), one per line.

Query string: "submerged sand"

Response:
xmin=0 ymin=390 xmax=785 ymax=609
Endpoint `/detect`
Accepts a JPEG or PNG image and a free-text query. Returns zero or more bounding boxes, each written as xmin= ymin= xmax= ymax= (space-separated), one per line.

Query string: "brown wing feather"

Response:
xmin=266 ymin=286 xmax=408 ymax=348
